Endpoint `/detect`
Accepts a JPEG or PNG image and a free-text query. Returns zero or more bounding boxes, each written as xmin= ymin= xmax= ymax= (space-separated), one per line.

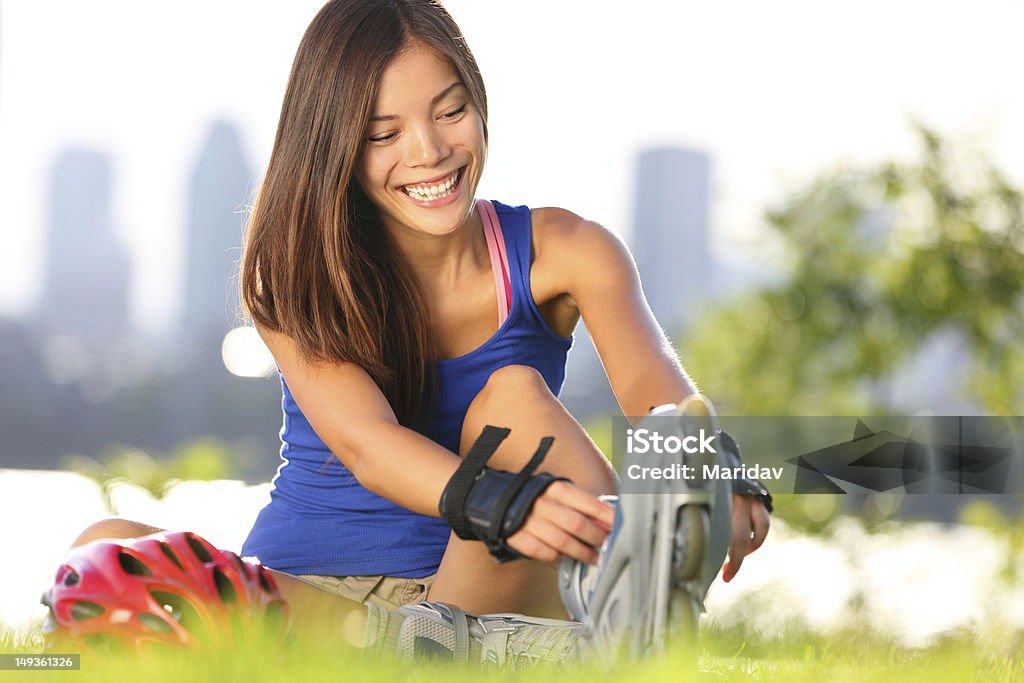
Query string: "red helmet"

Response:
xmin=41 ymin=531 xmax=288 ymax=652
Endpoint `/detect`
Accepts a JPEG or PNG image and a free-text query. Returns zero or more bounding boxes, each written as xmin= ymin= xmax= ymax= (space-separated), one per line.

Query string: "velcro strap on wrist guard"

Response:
xmin=718 ymin=430 xmax=774 ymax=513
xmin=439 ymin=426 xmax=571 ymax=563
xmin=440 ymin=425 xmax=511 ymax=540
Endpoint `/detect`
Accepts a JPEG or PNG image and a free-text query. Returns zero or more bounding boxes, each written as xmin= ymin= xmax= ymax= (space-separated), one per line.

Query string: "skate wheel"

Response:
xmin=673 ymin=506 xmax=709 ymax=581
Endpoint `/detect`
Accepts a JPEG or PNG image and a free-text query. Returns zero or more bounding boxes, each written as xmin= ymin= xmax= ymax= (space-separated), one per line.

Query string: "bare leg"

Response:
xmin=68 ymin=518 xmax=368 ymax=642
xmin=70 ymin=518 xmax=165 ymax=548
xmin=426 ymin=365 xmax=618 ymax=619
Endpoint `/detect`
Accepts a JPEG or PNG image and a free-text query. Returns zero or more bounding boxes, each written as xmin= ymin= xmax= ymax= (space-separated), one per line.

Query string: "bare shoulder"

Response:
xmin=252 ymin=321 xmax=305 ymax=372
xmin=530 ymin=206 xmax=636 ymax=296
xmin=531 ymin=206 xmax=619 ymax=247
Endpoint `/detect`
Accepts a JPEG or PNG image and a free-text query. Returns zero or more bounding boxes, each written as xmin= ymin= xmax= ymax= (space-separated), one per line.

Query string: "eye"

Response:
xmin=368 ymin=131 xmax=397 ymax=144
xmin=440 ymin=104 xmax=467 ymax=120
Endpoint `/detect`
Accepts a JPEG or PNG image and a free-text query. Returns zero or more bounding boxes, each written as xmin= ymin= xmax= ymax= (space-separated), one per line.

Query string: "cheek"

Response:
xmin=358 ymin=152 xmax=393 ymax=192
xmin=469 ymin=124 xmax=487 ymax=172
xmin=467 ymin=113 xmax=486 ymax=148
xmin=449 ymin=111 xmax=485 ymax=151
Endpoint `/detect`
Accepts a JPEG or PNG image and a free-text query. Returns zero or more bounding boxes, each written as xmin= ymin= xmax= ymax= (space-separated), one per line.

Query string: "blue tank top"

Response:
xmin=241 ymin=200 xmax=574 ymax=578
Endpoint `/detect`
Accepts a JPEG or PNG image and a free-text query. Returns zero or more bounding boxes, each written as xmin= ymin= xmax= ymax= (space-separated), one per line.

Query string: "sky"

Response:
xmin=1 ymin=0 xmax=1022 ymax=333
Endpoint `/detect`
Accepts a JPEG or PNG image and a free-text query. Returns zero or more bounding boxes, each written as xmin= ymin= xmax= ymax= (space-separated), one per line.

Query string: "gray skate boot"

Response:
xmin=558 ymin=394 xmax=734 ymax=663
xmin=362 ymin=600 xmax=584 ymax=669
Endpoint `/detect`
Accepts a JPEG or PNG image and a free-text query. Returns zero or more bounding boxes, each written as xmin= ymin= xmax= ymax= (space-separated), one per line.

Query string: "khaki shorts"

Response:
xmin=291 ymin=573 xmax=436 ymax=610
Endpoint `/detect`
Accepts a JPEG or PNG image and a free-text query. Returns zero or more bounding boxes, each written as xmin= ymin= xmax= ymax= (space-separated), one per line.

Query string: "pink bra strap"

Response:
xmin=477 ymin=199 xmax=512 ymax=327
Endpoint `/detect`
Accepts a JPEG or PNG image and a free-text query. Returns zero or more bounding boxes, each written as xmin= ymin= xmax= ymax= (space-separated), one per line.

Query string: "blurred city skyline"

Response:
xmin=0 ymin=110 xmax=726 ymax=468
xmin=1 ymin=1 xmax=1023 ymax=333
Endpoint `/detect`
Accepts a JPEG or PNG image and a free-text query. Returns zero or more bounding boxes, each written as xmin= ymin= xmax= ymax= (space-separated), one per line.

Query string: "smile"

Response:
xmin=400 ymin=167 xmax=464 ymax=202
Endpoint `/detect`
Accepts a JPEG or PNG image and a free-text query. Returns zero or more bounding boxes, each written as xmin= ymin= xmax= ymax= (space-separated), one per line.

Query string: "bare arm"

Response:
xmin=536 ymin=210 xmax=699 ymax=423
xmin=538 ymin=210 xmax=770 ymax=577
xmin=255 ymin=324 xmax=612 ymax=563
xmin=256 ymin=324 xmax=459 ymax=516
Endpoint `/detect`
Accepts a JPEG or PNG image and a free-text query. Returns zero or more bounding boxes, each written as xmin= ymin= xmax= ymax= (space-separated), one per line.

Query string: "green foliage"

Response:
xmin=2 ymin=617 xmax=1022 ymax=682
xmin=680 ymin=124 xmax=1024 ymax=417
xmin=61 ymin=438 xmax=241 ymax=514
xmin=582 ymin=417 xmax=615 ymax=466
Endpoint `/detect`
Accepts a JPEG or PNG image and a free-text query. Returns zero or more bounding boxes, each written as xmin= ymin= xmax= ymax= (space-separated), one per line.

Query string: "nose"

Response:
xmin=405 ymin=122 xmax=450 ymax=169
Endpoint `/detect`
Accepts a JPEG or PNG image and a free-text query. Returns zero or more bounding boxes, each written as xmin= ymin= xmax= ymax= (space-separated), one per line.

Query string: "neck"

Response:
xmin=381 ymin=207 xmax=486 ymax=290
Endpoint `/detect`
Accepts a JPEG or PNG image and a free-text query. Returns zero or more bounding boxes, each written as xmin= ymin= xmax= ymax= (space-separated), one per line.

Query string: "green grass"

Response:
xmin=3 ymin=619 xmax=1022 ymax=683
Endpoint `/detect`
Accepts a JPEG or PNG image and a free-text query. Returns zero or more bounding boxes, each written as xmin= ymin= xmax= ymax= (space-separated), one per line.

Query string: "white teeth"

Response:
xmin=403 ymin=168 xmax=461 ymax=201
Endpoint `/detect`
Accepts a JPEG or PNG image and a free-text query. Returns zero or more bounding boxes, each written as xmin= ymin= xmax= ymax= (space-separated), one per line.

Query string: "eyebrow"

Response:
xmin=369 ymin=82 xmax=465 ymax=122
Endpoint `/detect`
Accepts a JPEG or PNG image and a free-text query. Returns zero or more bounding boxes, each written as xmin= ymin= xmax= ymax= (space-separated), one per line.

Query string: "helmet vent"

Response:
xmin=257 ymin=567 xmax=273 ymax=594
xmin=185 ymin=534 xmax=213 ymax=563
xmin=118 ymin=551 xmax=153 ymax=576
xmin=230 ymin=553 xmax=251 ymax=579
xmin=212 ymin=568 xmax=238 ymax=604
xmin=150 ymin=591 xmax=186 ymax=623
xmin=138 ymin=612 xmax=174 ymax=634
xmin=70 ymin=601 xmax=106 ymax=621
xmin=158 ymin=542 xmax=184 ymax=571
xmin=150 ymin=590 xmax=207 ymax=641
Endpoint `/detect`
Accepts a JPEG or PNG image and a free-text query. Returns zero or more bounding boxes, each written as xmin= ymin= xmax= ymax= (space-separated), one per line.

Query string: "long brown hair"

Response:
xmin=240 ymin=0 xmax=488 ymax=426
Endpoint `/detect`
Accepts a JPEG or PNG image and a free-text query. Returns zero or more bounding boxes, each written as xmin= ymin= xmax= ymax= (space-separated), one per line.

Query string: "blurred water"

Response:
xmin=1 ymin=468 xmax=1021 ymax=648
xmin=0 ymin=468 xmax=270 ymax=630
xmin=704 ymin=516 xmax=1018 ymax=647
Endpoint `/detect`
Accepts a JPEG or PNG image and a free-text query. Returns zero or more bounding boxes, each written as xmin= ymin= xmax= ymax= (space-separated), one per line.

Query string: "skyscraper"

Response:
xmin=630 ymin=147 xmax=712 ymax=335
xmin=561 ymin=146 xmax=712 ymax=418
xmin=182 ymin=120 xmax=253 ymax=335
xmin=37 ymin=148 xmax=131 ymax=337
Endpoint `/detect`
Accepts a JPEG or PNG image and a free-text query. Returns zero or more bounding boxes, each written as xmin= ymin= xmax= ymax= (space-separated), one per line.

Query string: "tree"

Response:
xmin=681 ymin=124 xmax=1024 ymax=416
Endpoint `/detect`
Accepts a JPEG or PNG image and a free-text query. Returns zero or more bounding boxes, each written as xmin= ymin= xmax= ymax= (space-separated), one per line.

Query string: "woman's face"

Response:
xmin=357 ymin=41 xmax=485 ymax=237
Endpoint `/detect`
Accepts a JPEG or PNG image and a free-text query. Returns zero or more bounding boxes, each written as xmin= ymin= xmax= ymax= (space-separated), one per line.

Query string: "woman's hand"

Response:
xmin=722 ymin=494 xmax=771 ymax=582
xmin=499 ymin=485 xmax=772 ymax=576
xmin=505 ymin=481 xmax=615 ymax=565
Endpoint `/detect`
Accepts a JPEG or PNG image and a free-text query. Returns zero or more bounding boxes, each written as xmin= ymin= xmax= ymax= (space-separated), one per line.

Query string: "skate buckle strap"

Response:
xmin=478 ymin=618 xmax=518 ymax=666
xmin=444 ymin=603 xmax=471 ymax=663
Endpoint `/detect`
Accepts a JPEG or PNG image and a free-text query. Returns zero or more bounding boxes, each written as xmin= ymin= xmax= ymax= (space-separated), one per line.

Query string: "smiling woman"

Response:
xmin=233 ymin=1 xmax=623 ymax=615
xmin=59 ymin=0 xmax=770 ymax=666
xmin=356 ymin=43 xmax=486 ymax=251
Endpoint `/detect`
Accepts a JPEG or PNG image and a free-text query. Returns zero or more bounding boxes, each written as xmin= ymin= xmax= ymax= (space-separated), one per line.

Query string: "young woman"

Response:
xmin=68 ymin=0 xmax=770 ymax=660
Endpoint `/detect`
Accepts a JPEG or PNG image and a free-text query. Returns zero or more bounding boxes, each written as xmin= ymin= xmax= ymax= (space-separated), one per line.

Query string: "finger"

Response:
xmin=547 ymin=481 xmax=616 ymax=529
xmin=531 ymin=495 xmax=610 ymax=549
xmin=749 ymin=501 xmax=771 ymax=553
xmin=526 ymin=517 xmax=600 ymax=565
xmin=551 ymin=481 xmax=616 ymax=530
xmin=723 ymin=497 xmax=753 ymax=582
xmin=506 ymin=528 xmax=560 ymax=564
xmin=546 ymin=500 xmax=610 ymax=549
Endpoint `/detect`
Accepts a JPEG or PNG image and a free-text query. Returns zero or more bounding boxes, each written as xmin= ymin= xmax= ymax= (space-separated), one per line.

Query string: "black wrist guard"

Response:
xmin=718 ymin=430 xmax=774 ymax=513
xmin=439 ymin=426 xmax=571 ymax=563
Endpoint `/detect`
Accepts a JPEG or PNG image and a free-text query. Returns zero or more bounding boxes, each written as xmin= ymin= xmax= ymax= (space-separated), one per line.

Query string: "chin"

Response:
xmin=395 ymin=190 xmax=476 ymax=234
xmin=414 ymin=214 xmax=465 ymax=236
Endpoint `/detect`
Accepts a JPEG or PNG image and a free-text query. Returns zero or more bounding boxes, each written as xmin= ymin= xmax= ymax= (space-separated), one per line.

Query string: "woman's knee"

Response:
xmin=460 ymin=365 xmax=617 ymax=496
xmin=461 ymin=365 xmax=552 ymax=449
xmin=485 ymin=364 xmax=549 ymax=395
xmin=70 ymin=518 xmax=164 ymax=548
xmin=470 ymin=365 xmax=550 ymax=415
